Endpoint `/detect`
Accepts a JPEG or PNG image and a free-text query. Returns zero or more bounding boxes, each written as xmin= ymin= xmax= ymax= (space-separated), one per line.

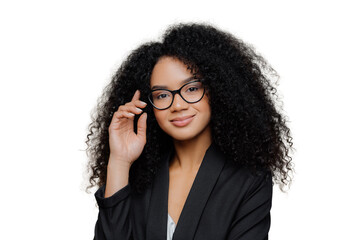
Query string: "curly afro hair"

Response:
xmin=85 ymin=22 xmax=294 ymax=194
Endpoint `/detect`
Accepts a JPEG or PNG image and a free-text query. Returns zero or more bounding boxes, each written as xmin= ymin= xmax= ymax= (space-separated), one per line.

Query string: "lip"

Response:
xmin=170 ymin=115 xmax=195 ymax=127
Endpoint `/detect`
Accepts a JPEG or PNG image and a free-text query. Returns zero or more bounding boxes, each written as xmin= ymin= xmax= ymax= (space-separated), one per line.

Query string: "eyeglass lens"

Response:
xmin=150 ymin=81 xmax=204 ymax=109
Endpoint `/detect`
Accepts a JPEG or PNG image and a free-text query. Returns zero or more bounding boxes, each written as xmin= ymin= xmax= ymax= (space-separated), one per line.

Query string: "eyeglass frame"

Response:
xmin=147 ymin=78 xmax=206 ymax=110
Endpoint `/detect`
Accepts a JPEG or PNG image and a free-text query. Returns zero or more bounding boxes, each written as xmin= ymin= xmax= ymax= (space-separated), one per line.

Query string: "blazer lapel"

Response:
xmin=173 ymin=142 xmax=227 ymax=240
xmin=145 ymin=145 xmax=173 ymax=240
xmin=145 ymin=142 xmax=227 ymax=240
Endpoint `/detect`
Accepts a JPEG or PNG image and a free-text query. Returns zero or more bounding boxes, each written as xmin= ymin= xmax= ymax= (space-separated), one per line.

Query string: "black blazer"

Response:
xmin=93 ymin=142 xmax=273 ymax=240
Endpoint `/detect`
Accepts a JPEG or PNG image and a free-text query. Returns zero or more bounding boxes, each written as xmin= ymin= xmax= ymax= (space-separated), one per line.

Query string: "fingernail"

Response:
xmin=140 ymin=101 xmax=147 ymax=105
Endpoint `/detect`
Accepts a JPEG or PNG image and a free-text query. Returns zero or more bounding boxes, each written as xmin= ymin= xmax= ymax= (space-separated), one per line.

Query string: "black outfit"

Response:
xmin=93 ymin=142 xmax=273 ymax=240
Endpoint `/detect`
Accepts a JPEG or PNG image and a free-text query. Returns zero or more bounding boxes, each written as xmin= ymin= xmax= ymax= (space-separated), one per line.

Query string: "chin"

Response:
xmin=169 ymin=132 xmax=198 ymax=141
xmin=164 ymin=127 xmax=193 ymax=139
xmin=166 ymin=122 xmax=210 ymax=142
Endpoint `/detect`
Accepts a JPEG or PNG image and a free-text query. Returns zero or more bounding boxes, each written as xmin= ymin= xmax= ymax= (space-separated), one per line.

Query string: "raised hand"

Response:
xmin=108 ymin=89 xmax=148 ymax=167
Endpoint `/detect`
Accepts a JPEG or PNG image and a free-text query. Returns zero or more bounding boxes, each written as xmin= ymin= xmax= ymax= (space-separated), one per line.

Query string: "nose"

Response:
xmin=170 ymin=92 xmax=189 ymax=111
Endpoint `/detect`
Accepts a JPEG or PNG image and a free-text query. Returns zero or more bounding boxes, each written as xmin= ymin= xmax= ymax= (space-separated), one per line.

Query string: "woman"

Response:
xmin=86 ymin=22 xmax=294 ymax=240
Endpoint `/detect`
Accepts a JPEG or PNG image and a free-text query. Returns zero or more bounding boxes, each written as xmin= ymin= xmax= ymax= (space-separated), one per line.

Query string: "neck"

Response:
xmin=170 ymin=125 xmax=212 ymax=171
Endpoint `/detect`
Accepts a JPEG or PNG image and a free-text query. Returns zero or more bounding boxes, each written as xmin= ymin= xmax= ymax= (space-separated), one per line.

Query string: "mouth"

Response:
xmin=170 ymin=115 xmax=195 ymax=127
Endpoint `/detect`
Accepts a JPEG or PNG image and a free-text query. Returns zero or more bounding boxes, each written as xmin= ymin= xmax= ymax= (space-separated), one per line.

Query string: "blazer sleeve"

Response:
xmin=93 ymin=184 xmax=133 ymax=240
xmin=226 ymin=171 xmax=273 ymax=240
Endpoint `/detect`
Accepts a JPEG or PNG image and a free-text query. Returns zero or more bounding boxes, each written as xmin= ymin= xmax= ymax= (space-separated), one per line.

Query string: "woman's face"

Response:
xmin=149 ymin=56 xmax=211 ymax=141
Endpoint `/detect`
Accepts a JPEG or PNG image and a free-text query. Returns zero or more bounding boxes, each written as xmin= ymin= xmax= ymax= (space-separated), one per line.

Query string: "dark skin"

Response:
xmin=150 ymin=56 xmax=212 ymax=224
xmin=105 ymin=56 xmax=212 ymax=225
xmin=168 ymin=160 xmax=199 ymax=225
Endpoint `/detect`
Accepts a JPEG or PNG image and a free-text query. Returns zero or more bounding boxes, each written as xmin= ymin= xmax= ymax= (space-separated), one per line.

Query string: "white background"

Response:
xmin=1 ymin=0 xmax=359 ymax=239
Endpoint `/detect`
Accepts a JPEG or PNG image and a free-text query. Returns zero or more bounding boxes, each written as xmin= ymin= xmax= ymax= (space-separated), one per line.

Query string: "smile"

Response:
xmin=170 ymin=115 xmax=195 ymax=127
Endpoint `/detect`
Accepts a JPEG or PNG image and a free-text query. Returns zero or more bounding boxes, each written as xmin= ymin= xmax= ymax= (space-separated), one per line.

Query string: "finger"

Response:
xmin=137 ymin=112 xmax=147 ymax=142
xmin=125 ymin=100 xmax=147 ymax=108
xmin=118 ymin=105 xmax=143 ymax=115
xmin=112 ymin=111 xmax=135 ymax=130
xmin=112 ymin=111 xmax=135 ymax=123
xmin=131 ymin=89 xmax=140 ymax=102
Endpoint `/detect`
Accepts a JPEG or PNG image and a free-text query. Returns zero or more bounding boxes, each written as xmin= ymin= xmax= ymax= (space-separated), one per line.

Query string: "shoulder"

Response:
xmin=219 ymin=160 xmax=273 ymax=199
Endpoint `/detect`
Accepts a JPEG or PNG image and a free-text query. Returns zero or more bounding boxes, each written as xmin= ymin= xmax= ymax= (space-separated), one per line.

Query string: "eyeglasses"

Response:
xmin=148 ymin=79 xmax=206 ymax=110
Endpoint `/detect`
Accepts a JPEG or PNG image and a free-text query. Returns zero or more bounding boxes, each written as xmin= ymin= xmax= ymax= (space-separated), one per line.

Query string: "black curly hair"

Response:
xmin=85 ymin=22 xmax=294 ymax=194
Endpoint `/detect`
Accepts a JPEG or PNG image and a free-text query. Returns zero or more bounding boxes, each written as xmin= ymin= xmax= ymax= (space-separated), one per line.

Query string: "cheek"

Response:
xmin=203 ymin=106 xmax=211 ymax=120
xmin=200 ymin=96 xmax=211 ymax=114
xmin=154 ymin=110 xmax=167 ymax=126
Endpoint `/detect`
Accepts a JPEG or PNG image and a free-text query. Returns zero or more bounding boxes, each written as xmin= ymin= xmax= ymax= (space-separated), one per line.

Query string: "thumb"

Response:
xmin=137 ymin=112 xmax=147 ymax=142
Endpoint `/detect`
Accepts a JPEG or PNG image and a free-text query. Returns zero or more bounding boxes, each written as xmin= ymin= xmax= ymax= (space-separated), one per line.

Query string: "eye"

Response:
xmin=184 ymin=82 xmax=202 ymax=93
xmin=187 ymin=87 xmax=199 ymax=92
xmin=154 ymin=92 xmax=171 ymax=100
xmin=157 ymin=94 xmax=167 ymax=99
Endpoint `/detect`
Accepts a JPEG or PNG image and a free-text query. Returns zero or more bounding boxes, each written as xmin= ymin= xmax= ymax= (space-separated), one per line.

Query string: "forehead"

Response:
xmin=150 ymin=57 xmax=196 ymax=89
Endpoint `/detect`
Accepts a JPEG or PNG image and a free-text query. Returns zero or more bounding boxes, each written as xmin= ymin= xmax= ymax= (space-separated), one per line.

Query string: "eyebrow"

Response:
xmin=151 ymin=76 xmax=197 ymax=90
